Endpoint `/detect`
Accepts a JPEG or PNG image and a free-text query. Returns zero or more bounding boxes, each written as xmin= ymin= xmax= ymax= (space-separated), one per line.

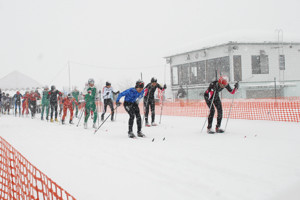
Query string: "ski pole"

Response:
xmin=200 ymin=90 xmax=216 ymax=133
xmin=76 ymin=105 xmax=85 ymax=127
xmin=94 ymin=106 xmax=118 ymax=134
xmin=159 ymin=89 xmax=165 ymax=124
xmin=114 ymin=105 xmax=118 ymax=121
xmin=96 ymin=99 xmax=100 ymax=126
xmin=224 ymin=85 xmax=237 ymax=132
xmin=142 ymin=88 xmax=151 ymax=126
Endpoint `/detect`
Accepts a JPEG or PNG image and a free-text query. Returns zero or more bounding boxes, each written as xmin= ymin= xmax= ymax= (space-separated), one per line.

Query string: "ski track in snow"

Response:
xmin=1 ymin=113 xmax=300 ymax=200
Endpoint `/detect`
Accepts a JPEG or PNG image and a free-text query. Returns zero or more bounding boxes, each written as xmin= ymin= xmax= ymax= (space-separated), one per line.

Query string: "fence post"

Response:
xmin=274 ymin=77 xmax=277 ymax=106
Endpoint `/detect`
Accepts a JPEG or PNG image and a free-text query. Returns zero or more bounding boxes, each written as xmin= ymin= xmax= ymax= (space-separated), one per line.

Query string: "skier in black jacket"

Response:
xmin=204 ymin=76 xmax=239 ymax=134
xmin=13 ymin=91 xmax=23 ymax=116
xmin=48 ymin=85 xmax=62 ymax=122
xmin=0 ymin=89 xmax=2 ymax=114
xmin=144 ymin=77 xmax=166 ymax=126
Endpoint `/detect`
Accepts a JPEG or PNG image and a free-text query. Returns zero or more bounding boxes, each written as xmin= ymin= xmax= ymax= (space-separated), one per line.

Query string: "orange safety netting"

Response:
xmin=105 ymin=98 xmax=300 ymax=122
xmin=0 ymin=137 xmax=76 ymax=200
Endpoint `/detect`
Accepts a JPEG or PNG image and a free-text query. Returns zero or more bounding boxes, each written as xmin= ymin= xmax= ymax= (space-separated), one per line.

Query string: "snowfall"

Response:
xmin=1 ymin=112 xmax=300 ymax=200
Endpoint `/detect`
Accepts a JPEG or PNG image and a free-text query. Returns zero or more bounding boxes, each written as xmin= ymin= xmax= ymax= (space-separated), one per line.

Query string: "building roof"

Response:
xmin=164 ymin=30 xmax=300 ymax=58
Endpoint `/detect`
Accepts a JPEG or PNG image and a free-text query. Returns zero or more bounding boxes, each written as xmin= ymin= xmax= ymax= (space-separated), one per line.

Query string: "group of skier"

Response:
xmin=1 ymin=75 xmax=239 ymax=137
xmin=0 ymin=89 xmax=41 ymax=117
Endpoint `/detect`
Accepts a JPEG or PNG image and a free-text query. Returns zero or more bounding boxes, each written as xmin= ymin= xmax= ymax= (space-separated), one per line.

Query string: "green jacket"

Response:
xmin=42 ymin=90 xmax=49 ymax=104
xmin=72 ymin=90 xmax=79 ymax=101
xmin=85 ymin=87 xmax=97 ymax=107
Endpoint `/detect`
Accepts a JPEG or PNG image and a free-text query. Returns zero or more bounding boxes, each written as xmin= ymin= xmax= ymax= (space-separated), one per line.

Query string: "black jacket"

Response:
xmin=144 ymin=83 xmax=164 ymax=100
xmin=204 ymin=81 xmax=234 ymax=100
xmin=13 ymin=94 xmax=23 ymax=103
xmin=48 ymin=90 xmax=62 ymax=104
xmin=177 ymin=88 xmax=186 ymax=98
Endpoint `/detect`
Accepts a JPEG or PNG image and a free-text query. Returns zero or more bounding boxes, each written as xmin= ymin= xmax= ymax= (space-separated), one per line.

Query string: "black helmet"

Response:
xmin=151 ymin=77 xmax=157 ymax=83
xmin=106 ymin=81 xmax=111 ymax=86
xmin=51 ymin=85 xmax=55 ymax=90
xmin=67 ymin=93 xmax=72 ymax=98
xmin=135 ymin=80 xmax=144 ymax=88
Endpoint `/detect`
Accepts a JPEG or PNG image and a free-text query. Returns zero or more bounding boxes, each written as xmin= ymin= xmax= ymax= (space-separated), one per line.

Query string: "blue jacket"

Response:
xmin=116 ymin=88 xmax=144 ymax=103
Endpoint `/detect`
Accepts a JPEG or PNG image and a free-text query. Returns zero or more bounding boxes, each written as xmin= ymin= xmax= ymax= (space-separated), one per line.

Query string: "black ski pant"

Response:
xmin=5 ymin=103 xmax=10 ymax=114
xmin=124 ymin=101 xmax=141 ymax=133
xmin=144 ymin=98 xmax=155 ymax=123
xmin=50 ymin=102 xmax=58 ymax=119
xmin=205 ymin=95 xmax=223 ymax=129
xmin=102 ymin=99 xmax=114 ymax=120
xmin=15 ymin=101 xmax=21 ymax=115
xmin=29 ymin=101 xmax=37 ymax=117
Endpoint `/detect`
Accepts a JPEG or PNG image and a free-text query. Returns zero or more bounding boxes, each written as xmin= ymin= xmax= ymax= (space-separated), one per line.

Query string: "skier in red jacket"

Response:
xmin=22 ymin=91 xmax=30 ymax=116
xmin=62 ymin=93 xmax=78 ymax=124
xmin=28 ymin=90 xmax=41 ymax=118
xmin=204 ymin=76 xmax=239 ymax=134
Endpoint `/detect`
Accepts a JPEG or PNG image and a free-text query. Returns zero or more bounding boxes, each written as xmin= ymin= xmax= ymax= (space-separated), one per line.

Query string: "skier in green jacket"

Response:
xmin=72 ymin=87 xmax=80 ymax=118
xmin=84 ymin=78 xmax=98 ymax=129
xmin=41 ymin=86 xmax=50 ymax=120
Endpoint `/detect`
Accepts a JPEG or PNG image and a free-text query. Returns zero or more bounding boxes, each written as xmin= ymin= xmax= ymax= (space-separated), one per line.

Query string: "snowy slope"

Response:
xmin=1 ymin=113 xmax=300 ymax=200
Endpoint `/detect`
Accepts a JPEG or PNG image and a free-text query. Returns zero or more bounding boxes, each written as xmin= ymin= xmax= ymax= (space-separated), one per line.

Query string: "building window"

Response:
xmin=190 ymin=63 xmax=198 ymax=84
xmin=189 ymin=61 xmax=206 ymax=84
xmin=252 ymin=55 xmax=269 ymax=74
xmin=172 ymin=66 xmax=179 ymax=85
xmin=206 ymin=56 xmax=230 ymax=82
xmin=233 ymin=55 xmax=242 ymax=81
xmin=279 ymin=55 xmax=285 ymax=70
xmin=197 ymin=61 xmax=206 ymax=83
xmin=180 ymin=64 xmax=190 ymax=85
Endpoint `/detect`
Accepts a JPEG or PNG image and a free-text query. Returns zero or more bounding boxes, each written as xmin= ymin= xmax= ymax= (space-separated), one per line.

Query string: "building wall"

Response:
xmin=233 ymin=44 xmax=300 ymax=82
xmin=168 ymin=43 xmax=300 ymax=99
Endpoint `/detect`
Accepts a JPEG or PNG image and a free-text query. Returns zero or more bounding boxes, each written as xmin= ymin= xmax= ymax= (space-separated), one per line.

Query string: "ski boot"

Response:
xmin=69 ymin=119 xmax=73 ymax=124
xmin=101 ymin=114 xmax=104 ymax=121
xmin=84 ymin=122 xmax=87 ymax=129
xmin=62 ymin=119 xmax=65 ymax=124
xmin=207 ymin=128 xmax=215 ymax=134
xmin=50 ymin=118 xmax=54 ymax=122
xmin=55 ymin=118 xmax=58 ymax=122
xmin=137 ymin=131 xmax=145 ymax=137
xmin=145 ymin=121 xmax=151 ymax=127
xmin=216 ymin=127 xmax=225 ymax=133
xmin=151 ymin=122 xmax=158 ymax=126
xmin=41 ymin=116 xmax=44 ymax=120
xmin=93 ymin=123 xmax=97 ymax=129
xmin=46 ymin=116 xmax=49 ymax=121
xmin=128 ymin=131 xmax=136 ymax=138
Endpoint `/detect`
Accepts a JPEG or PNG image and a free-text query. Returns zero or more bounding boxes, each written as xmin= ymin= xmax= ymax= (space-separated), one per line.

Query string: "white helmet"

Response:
xmin=88 ymin=78 xmax=95 ymax=85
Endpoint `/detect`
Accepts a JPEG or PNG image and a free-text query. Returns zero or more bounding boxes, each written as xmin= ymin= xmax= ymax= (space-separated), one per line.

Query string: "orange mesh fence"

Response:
xmin=104 ymin=98 xmax=300 ymax=122
xmin=0 ymin=137 xmax=76 ymax=200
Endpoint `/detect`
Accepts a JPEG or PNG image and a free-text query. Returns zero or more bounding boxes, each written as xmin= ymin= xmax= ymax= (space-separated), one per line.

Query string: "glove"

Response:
xmin=117 ymin=91 xmax=120 ymax=94
xmin=116 ymin=102 xmax=121 ymax=107
xmin=234 ymin=82 xmax=239 ymax=89
xmin=163 ymin=84 xmax=167 ymax=89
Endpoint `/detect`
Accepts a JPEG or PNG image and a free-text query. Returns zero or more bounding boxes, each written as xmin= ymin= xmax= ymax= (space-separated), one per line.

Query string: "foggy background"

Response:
xmin=0 ymin=0 xmax=299 ymax=91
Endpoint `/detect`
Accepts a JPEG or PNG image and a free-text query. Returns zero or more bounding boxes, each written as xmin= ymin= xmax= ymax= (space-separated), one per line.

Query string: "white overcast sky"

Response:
xmin=0 ymin=0 xmax=300 ymax=90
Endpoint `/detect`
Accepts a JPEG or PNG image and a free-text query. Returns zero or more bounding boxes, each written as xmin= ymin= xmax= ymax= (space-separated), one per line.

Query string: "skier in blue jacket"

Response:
xmin=116 ymin=80 xmax=145 ymax=138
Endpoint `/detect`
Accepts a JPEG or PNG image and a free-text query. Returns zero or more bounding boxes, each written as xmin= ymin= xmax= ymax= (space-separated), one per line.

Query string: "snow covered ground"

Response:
xmin=1 ymin=113 xmax=300 ymax=200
